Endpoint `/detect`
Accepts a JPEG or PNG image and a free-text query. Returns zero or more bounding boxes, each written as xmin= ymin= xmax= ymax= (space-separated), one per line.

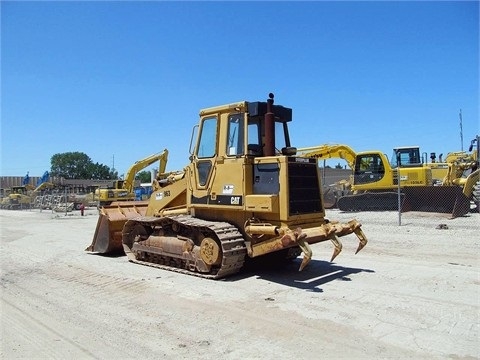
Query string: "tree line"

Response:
xmin=50 ymin=152 xmax=152 ymax=183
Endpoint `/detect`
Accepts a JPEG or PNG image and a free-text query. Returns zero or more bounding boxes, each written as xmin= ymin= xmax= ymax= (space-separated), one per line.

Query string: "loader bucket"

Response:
xmin=86 ymin=201 xmax=149 ymax=254
xmin=402 ymin=186 xmax=470 ymax=218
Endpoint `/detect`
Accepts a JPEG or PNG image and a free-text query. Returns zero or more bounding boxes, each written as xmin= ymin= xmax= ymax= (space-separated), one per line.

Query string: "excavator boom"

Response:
xmin=297 ymin=144 xmax=356 ymax=169
xmin=95 ymin=149 xmax=169 ymax=206
xmin=122 ymin=149 xmax=169 ymax=193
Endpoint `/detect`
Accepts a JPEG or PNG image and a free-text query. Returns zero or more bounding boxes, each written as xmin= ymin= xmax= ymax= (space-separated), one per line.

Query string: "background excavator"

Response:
xmin=86 ymin=94 xmax=368 ymax=279
xmin=297 ymin=139 xmax=479 ymax=217
xmin=95 ymin=150 xmax=169 ymax=206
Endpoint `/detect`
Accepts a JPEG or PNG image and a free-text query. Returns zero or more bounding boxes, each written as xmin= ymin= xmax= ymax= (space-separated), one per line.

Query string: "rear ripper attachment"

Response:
xmin=244 ymin=218 xmax=368 ymax=272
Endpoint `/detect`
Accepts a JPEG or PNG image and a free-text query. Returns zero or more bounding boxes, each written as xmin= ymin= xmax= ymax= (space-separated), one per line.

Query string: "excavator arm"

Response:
xmin=33 ymin=181 xmax=55 ymax=192
xmin=297 ymin=144 xmax=357 ymax=169
xmin=122 ymin=149 xmax=169 ymax=193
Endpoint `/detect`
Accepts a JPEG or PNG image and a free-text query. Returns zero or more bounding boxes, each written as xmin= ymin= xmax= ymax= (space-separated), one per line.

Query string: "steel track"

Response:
xmin=122 ymin=215 xmax=247 ymax=279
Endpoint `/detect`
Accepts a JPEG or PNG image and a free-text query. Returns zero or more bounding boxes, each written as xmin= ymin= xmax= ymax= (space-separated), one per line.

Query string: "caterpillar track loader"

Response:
xmin=86 ymin=94 xmax=368 ymax=279
xmin=298 ymin=141 xmax=479 ymax=217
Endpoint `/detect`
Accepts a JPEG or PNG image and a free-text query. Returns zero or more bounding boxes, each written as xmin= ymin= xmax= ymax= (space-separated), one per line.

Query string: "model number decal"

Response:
xmin=155 ymin=191 xmax=171 ymax=200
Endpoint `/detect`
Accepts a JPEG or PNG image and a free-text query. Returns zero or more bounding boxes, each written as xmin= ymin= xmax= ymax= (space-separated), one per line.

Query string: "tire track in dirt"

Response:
xmin=1 ymin=297 xmax=99 ymax=359
xmin=1 ymin=266 xmax=170 ymax=358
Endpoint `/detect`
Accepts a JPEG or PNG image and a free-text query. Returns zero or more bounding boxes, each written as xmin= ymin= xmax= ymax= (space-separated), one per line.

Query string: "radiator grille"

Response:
xmin=288 ymin=161 xmax=323 ymax=215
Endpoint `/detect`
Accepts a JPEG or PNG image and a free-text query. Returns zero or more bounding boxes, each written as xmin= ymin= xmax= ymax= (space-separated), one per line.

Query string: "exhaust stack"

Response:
xmin=264 ymin=93 xmax=275 ymax=157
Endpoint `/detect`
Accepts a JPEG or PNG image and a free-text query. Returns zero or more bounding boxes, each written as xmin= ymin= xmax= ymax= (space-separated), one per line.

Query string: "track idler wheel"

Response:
xmin=200 ymin=237 xmax=222 ymax=266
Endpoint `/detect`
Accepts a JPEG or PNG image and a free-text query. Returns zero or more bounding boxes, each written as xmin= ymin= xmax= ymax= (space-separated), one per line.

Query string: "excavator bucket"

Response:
xmin=86 ymin=201 xmax=149 ymax=254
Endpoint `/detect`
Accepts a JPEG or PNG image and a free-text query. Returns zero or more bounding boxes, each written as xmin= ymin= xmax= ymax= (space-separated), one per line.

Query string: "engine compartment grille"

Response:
xmin=288 ymin=160 xmax=323 ymax=215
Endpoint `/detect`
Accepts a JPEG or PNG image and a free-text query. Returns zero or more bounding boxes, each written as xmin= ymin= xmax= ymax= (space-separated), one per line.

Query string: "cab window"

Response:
xmin=247 ymin=119 xmax=262 ymax=156
xmin=226 ymin=114 xmax=244 ymax=156
xmin=197 ymin=117 xmax=217 ymax=158
xmin=354 ymin=154 xmax=385 ymax=184
xmin=275 ymin=121 xmax=287 ymax=150
xmin=392 ymin=148 xmax=421 ymax=166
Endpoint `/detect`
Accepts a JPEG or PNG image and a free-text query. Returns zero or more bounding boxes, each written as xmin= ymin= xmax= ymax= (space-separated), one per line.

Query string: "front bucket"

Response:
xmin=86 ymin=201 xmax=149 ymax=254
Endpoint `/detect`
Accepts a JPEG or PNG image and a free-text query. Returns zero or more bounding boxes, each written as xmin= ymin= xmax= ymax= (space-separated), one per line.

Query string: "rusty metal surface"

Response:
xmin=250 ymin=219 xmax=368 ymax=268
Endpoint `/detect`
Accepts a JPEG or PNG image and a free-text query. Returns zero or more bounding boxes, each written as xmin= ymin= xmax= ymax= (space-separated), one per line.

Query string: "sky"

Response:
xmin=1 ymin=1 xmax=479 ymax=177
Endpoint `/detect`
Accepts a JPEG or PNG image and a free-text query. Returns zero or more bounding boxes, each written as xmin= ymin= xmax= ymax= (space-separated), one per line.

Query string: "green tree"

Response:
xmin=136 ymin=170 xmax=153 ymax=183
xmin=50 ymin=152 xmax=116 ymax=179
xmin=89 ymin=162 xmax=117 ymax=180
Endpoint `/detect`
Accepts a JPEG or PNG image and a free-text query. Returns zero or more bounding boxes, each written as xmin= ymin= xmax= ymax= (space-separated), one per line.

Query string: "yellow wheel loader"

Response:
xmin=86 ymin=94 xmax=368 ymax=279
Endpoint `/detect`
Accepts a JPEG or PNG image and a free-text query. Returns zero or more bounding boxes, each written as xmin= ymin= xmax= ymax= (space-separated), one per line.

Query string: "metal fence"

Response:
xmin=321 ymin=178 xmax=480 ymax=225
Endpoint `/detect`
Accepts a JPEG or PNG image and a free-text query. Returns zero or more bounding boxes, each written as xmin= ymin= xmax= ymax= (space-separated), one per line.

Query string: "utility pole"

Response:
xmin=459 ymin=109 xmax=464 ymax=151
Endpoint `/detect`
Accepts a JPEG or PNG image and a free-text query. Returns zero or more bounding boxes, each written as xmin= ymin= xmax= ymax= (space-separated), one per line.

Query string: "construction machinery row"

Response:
xmin=297 ymin=138 xmax=479 ymax=217
xmin=0 ymin=151 xmax=168 ymax=211
xmin=0 ymin=184 xmax=95 ymax=211
xmin=1 ymin=171 xmax=94 ymax=211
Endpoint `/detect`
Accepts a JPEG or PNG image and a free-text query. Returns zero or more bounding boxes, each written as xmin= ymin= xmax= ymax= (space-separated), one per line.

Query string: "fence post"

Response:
xmin=396 ymin=151 xmax=402 ymax=226
xmin=64 ymin=186 xmax=67 ymax=217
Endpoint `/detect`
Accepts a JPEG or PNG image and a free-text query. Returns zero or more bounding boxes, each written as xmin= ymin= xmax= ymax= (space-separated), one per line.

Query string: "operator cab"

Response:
xmin=193 ymin=94 xmax=295 ymax=161
xmin=242 ymin=97 xmax=295 ymax=157
xmin=391 ymin=146 xmax=422 ymax=167
xmin=354 ymin=153 xmax=386 ymax=184
xmin=221 ymin=98 xmax=296 ymax=158
xmin=192 ymin=95 xmax=296 ymax=188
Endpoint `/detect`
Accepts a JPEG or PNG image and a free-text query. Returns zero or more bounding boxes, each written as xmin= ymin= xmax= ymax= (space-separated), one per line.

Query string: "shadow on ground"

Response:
xmin=228 ymin=257 xmax=375 ymax=292
xmin=86 ymin=251 xmax=126 ymax=258
xmin=86 ymin=249 xmax=374 ymax=291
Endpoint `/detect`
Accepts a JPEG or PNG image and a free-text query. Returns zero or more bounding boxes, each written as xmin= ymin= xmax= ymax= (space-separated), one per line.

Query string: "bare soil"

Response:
xmin=1 ymin=208 xmax=478 ymax=359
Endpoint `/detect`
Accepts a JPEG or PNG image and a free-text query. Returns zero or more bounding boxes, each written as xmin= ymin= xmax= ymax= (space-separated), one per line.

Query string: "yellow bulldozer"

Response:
xmin=95 ymin=150 xmax=169 ymax=206
xmin=86 ymin=94 xmax=368 ymax=279
xmin=297 ymin=140 xmax=479 ymax=217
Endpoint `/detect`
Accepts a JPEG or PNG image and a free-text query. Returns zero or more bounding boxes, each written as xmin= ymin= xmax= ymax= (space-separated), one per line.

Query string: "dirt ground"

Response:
xmin=0 ymin=207 xmax=478 ymax=359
